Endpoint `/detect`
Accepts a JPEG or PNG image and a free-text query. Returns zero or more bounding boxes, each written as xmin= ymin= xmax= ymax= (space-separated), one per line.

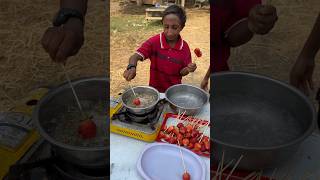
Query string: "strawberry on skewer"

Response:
xmin=194 ymin=48 xmax=202 ymax=58
xmin=78 ymin=118 xmax=96 ymax=139
xmin=177 ymin=140 xmax=191 ymax=180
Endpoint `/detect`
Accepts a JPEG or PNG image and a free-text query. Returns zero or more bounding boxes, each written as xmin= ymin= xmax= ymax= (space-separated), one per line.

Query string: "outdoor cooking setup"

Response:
xmin=110 ymin=83 xmax=211 ymax=179
xmin=110 ymin=84 xmax=210 ymax=142
xmin=1 ymin=77 xmax=109 ymax=180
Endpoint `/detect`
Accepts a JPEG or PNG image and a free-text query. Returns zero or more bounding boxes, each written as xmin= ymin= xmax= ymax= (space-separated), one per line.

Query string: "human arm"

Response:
xmin=290 ymin=13 xmax=320 ymax=95
xmin=123 ymin=53 xmax=144 ymax=81
xmin=41 ymin=0 xmax=88 ymax=63
xmin=225 ymin=5 xmax=278 ymax=47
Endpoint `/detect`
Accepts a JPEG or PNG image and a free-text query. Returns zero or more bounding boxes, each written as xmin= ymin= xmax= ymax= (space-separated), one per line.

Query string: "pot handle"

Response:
xmin=7 ymin=157 xmax=55 ymax=180
xmin=157 ymin=98 xmax=168 ymax=105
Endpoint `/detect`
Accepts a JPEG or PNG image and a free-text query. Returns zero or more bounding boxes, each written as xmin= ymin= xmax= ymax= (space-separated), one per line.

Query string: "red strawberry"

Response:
xmin=186 ymin=125 xmax=193 ymax=133
xmin=177 ymin=123 xmax=184 ymax=128
xmin=202 ymin=136 xmax=209 ymax=143
xmin=169 ymin=136 xmax=177 ymax=144
xmin=194 ymin=48 xmax=202 ymax=57
xmin=191 ymin=130 xmax=199 ymax=138
xmin=182 ymin=171 xmax=191 ymax=180
xmin=78 ymin=119 xmax=97 ymax=139
xmin=185 ymin=132 xmax=191 ymax=138
xmin=173 ymin=127 xmax=180 ymax=135
xmin=179 ymin=127 xmax=186 ymax=134
xmin=177 ymin=133 xmax=183 ymax=141
xmin=133 ymin=98 xmax=141 ymax=106
xmin=167 ymin=126 xmax=174 ymax=133
xmin=187 ymin=143 xmax=194 ymax=149
xmin=190 ymin=137 xmax=197 ymax=144
xmin=194 ymin=143 xmax=202 ymax=151
xmin=204 ymin=141 xmax=210 ymax=150
xmin=200 ymin=143 xmax=206 ymax=152
xmin=164 ymin=135 xmax=171 ymax=142
xmin=182 ymin=138 xmax=189 ymax=147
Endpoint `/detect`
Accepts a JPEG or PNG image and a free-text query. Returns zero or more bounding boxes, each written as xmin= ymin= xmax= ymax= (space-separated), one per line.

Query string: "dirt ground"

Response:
xmin=228 ymin=0 xmax=320 ymax=104
xmin=110 ymin=0 xmax=210 ymax=97
xmin=0 ymin=0 xmax=107 ymax=111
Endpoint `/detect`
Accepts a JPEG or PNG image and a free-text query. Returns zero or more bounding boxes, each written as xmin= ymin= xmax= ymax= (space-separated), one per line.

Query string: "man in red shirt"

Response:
xmin=200 ymin=0 xmax=278 ymax=90
xmin=123 ymin=5 xmax=196 ymax=92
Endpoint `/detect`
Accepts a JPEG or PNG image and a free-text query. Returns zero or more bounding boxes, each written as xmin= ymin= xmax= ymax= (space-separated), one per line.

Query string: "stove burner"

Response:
xmin=112 ymin=99 xmax=167 ymax=130
xmin=7 ymin=153 xmax=109 ymax=180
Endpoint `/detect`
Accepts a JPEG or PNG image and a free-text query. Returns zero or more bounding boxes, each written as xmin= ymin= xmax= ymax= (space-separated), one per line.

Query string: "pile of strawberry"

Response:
xmin=158 ymin=122 xmax=210 ymax=154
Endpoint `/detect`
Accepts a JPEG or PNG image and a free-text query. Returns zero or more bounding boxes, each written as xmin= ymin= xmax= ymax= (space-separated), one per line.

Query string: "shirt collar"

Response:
xmin=160 ymin=32 xmax=184 ymax=50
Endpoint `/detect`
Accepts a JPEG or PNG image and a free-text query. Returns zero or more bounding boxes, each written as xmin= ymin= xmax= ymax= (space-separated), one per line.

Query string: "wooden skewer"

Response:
xmin=242 ymin=172 xmax=257 ymax=180
xmin=257 ymin=170 xmax=263 ymax=180
xmin=163 ymin=124 xmax=171 ymax=133
xmin=177 ymin=110 xmax=188 ymax=126
xmin=270 ymin=168 xmax=277 ymax=180
xmin=225 ymin=155 xmax=244 ymax=180
xmin=182 ymin=116 xmax=190 ymax=126
xmin=213 ymin=161 xmax=222 ymax=180
xmin=194 ymin=118 xmax=202 ymax=130
xmin=192 ymin=113 xmax=200 ymax=127
xmin=198 ymin=122 xmax=210 ymax=143
xmin=177 ymin=109 xmax=181 ymax=120
xmin=213 ymin=154 xmax=236 ymax=179
xmin=192 ymin=119 xmax=197 ymax=126
xmin=186 ymin=115 xmax=194 ymax=126
xmin=177 ymin=140 xmax=187 ymax=174
xmin=281 ymin=166 xmax=293 ymax=180
xmin=179 ymin=111 xmax=186 ymax=120
xmin=220 ymin=159 xmax=234 ymax=173
xmin=249 ymin=173 xmax=259 ymax=180
xmin=219 ymin=151 xmax=225 ymax=180
xmin=128 ymin=84 xmax=136 ymax=97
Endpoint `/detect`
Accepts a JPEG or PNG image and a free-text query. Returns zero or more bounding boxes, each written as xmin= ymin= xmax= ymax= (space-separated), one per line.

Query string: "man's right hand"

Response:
xmin=123 ymin=68 xmax=136 ymax=81
xmin=290 ymin=56 xmax=315 ymax=96
xmin=41 ymin=18 xmax=84 ymax=63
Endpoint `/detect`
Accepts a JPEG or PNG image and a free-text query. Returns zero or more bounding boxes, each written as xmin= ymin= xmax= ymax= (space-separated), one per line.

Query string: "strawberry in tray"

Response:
xmin=157 ymin=113 xmax=210 ymax=157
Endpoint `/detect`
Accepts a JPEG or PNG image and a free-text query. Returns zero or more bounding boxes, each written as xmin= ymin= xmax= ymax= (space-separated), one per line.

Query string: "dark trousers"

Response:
xmin=317 ymin=89 xmax=320 ymax=129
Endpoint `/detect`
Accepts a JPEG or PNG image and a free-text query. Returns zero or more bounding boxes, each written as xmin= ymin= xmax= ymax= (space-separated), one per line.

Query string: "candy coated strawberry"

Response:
xmin=78 ymin=119 xmax=97 ymax=139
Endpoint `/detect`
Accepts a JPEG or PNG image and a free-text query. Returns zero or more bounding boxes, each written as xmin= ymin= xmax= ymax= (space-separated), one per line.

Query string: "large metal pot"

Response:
xmin=165 ymin=84 xmax=209 ymax=116
xmin=212 ymin=72 xmax=316 ymax=170
xmin=33 ymin=77 xmax=108 ymax=168
xmin=121 ymin=86 xmax=160 ymax=115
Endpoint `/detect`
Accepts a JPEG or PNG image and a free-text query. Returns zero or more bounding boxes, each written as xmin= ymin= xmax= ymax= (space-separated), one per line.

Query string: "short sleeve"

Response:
xmin=136 ymin=38 xmax=153 ymax=60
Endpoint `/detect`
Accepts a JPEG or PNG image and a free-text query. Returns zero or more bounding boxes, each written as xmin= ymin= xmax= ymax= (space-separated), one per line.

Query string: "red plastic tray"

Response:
xmin=155 ymin=113 xmax=210 ymax=158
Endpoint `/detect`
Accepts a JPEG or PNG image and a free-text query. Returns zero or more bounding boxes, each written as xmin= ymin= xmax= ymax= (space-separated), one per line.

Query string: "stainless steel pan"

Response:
xmin=212 ymin=72 xmax=316 ymax=170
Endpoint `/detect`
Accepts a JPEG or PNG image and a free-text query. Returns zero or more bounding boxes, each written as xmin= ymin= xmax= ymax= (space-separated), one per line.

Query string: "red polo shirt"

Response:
xmin=211 ymin=0 xmax=261 ymax=72
xmin=136 ymin=33 xmax=191 ymax=93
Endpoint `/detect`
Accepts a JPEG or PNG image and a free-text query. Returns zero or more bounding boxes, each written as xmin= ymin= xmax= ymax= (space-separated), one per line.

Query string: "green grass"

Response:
xmin=111 ymin=15 xmax=162 ymax=34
